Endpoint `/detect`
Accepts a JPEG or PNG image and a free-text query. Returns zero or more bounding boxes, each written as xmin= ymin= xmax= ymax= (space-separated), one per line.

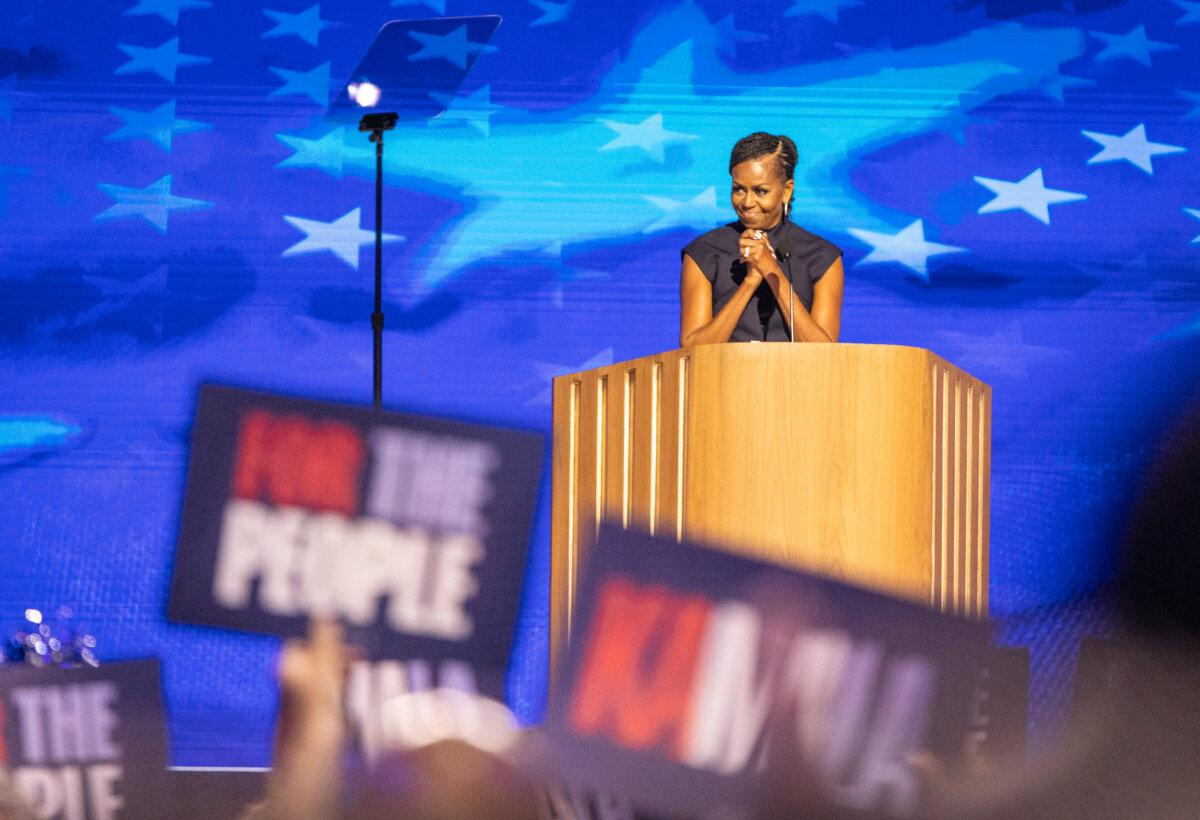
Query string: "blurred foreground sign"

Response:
xmin=546 ymin=526 xmax=987 ymax=818
xmin=0 ymin=660 xmax=168 ymax=819
xmin=169 ymin=384 xmax=543 ymax=682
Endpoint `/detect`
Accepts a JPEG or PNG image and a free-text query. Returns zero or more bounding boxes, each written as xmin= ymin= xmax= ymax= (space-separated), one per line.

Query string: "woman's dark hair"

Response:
xmin=728 ymin=132 xmax=798 ymax=182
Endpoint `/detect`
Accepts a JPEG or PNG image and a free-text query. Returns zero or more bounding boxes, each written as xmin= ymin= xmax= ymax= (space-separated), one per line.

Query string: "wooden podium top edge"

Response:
xmin=551 ymin=343 xmax=991 ymax=392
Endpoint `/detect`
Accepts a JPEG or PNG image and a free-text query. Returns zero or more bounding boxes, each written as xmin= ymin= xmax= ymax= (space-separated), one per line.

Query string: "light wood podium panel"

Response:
xmin=549 ymin=343 xmax=990 ymax=671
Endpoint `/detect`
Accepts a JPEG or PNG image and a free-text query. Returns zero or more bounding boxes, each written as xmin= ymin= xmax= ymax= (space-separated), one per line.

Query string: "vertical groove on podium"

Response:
xmin=648 ymin=362 xmax=661 ymax=536
xmin=939 ymin=366 xmax=952 ymax=611
xmin=622 ymin=369 xmax=635 ymax=528
xmin=960 ymin=379 xmax=969 ymax=614
xmin=677 ymin=355 xmax=688 ymax=542
xmin=565 ymin=380 xmax=580 ymax=642
xmin=964 ymin=384 xmax=976 ymax=618
xmin=951 ymin=377 xmax=960 ymax=613
xmin=930 ymin=361 xmax=941 ymax=609
xmin=595 ymin=376 xmax=607 ymax=538
xmin=978 ymin=387 xmax=991 ymax=617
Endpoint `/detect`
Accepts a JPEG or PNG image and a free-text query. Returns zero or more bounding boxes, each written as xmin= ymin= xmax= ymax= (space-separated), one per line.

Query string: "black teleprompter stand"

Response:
xmin=359 ymin=112 xmax=398 ymax=412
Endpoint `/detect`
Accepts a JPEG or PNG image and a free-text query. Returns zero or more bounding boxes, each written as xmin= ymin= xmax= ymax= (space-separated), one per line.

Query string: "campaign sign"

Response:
xmin=0 ymin=660 xmax=169 ymax=819
xmin=546 ymin=525 xmax=988 ymax=819
xmin=168 ymin=384 xmax=543 ymax=676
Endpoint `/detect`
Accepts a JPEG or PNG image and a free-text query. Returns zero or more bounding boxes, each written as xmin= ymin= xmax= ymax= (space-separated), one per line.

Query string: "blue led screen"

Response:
xmin=2 ymin=0 xmax=1199 ymax=764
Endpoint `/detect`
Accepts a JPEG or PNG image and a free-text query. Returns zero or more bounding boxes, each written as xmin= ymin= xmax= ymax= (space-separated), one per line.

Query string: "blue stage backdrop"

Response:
xmin=1 ymin=0 xmax=1198 ymax=765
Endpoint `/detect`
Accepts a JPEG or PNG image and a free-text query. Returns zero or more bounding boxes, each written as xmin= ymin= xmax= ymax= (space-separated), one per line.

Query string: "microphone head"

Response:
xmin=776 ymin=241 xmax=792 ymax=261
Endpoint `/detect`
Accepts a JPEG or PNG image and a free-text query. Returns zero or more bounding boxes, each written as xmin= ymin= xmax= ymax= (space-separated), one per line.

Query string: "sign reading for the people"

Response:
xmin=546 ymin=526 xmax=987 ymax=819
xmin=168 ymin=384 xmax=543 ymax=671
xmin=0 ymin=660 xmax=169 ymax=820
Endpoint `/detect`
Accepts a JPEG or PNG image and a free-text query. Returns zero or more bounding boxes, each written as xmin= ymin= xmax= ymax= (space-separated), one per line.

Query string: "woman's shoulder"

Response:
xmin=782 ymin=221 xmax=842 ymax=257
xmin=682 ymin=222 xmax=741 ymax=257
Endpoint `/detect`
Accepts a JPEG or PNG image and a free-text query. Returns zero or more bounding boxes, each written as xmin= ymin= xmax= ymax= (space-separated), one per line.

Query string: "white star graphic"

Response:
xmin=847 ymin=219 xmax=966 ymax=280
xmin=429 ymin=85 xmax=500 ymax=136
xmin=115 ymin=38 xmax=211 ymax=83
xmin=1082 ymin=123 xmax=1186 ymax=175
xmin=408 ymin=26 xmax=496 ymax=71
xmin=1185 ymin=207 xmax=1200 ymax=244
xmin=599 ymin=113 xmax=698 ymax=163
xmin=942 ymin=320 xmax=1070 ymax=379
xmin=1090 ymin=25 xmax=1179 ymax=67
xmin=95 ymin=174 xmax=211 ymax=232
xmin=263 ymin=5 xmax=334 ymax=47
xmin=1174 ymin=0 xmax=1200 ymax=25
xmin=283 ymin=208 xmax=404 ymax=269
xmin=642 ymin=187 xmax=728 ymax=233
xmin=974 ymin=168 xmax=1086 ymax=225
xmin=268 ymin=62 xmax=331 ymax=105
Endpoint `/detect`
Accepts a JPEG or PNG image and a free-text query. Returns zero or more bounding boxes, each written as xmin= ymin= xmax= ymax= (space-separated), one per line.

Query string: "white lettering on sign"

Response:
xmin=9 ymin=684 xmax=121 ymax=766
xmin=213 ymin=500 xmax=483 ymax=639
xmin=366 ymin=429 xmax=500 ymax=538
xmin=13 ymin=765 xmax=123 ymax=820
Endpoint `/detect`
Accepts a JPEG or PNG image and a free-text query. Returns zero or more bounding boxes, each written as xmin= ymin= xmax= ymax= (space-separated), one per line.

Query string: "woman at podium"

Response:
xmin=680 ymin=132 xmax=844 ymax=345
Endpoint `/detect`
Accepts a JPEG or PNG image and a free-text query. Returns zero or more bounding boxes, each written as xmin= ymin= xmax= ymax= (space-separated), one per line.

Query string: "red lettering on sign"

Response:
xmin=231 ymin=409 xmax=364 ymax=515
xmin=568 ymin=576 xmax=710 ymax=759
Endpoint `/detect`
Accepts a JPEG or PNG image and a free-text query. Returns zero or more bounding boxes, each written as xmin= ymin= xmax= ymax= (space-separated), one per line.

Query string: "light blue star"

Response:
xmin=642 ymin=187 xmax=727 ymax=233
xmin=599 ymin=113 xmax=698 ymax=163
xmin=123 ymin=0 xmax=211 ymax=26
xmin=409 ymin=26 xmax=497 ymax=71
xmin=115 ymin=38 xmax=211 ymax=83
xmin=263 ymin=5 xmax=334 ymax=47
xmin=529 ymin=0 xmax=573 ymax=26
xmin=430 ymin=86 xmax=500 ymax=136
xmin=95 ymin=174 xmax=211 ymax=233
xmin=1175 ymin=0 xmax=1200 ymax=25
xmin=942 ymin=321 xmax=1069 ymax=379
xmin=1082 ymin=123 xmax=1186 ymax=175
xmin=277 ymin=126 xmax=365 ymax=177
xmin=1179 ymin=89 xmax=1200 ymax=120
xmin=974 ymin=168 xmax=1086 ymax=225
xmin=713 ymin=15 xmax=769 ymax=61
xmin=283 ymin=208 xmax=404 ymax=269
xmin=269 ymin=62 xmax=331 ymax=105
xmin=391 ymin=0 xmax=446 ymax=13
xmin=784 ymin=0 xmax=863 ymax=23
xmin=1090 ymin=25 xmax=1179 ymax=68
xmin=106 ymin=100 xmax=209 ymax=152
xmin=1185 ymin=207 xmax=1200 ymax=244
xmin=1040 ymin=70 xmax=1094 ymax=102
xmin=847 ymin=219 xmax=966 ymax=281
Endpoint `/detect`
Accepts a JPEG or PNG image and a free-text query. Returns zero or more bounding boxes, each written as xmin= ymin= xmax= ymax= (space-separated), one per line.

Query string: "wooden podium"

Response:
xmin=549 ymin=343 xmax=990 ymax=669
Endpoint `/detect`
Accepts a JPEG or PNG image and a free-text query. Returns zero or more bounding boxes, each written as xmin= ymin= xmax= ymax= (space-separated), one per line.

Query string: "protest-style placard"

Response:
xmin=0 ymin=659 xmax=169 ymax=819
xmin=168 ymin=384 xmax=544 ymax=698
xmin=545 ymin=525 xmax=989 ymax=818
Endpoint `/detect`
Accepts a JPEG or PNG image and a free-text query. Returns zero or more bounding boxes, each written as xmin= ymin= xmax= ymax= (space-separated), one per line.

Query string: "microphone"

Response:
xmin=774 ymin=241 xmax=796 ymax=341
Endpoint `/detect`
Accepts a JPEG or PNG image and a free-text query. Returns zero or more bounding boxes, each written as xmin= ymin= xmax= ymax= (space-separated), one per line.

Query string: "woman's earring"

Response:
xmin=784 ymin=200 xmax=790 ymax=217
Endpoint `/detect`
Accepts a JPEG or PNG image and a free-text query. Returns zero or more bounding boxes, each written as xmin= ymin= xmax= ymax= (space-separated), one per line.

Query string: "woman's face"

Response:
xmin=730 ymin=158 xmax=794 ymax=231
